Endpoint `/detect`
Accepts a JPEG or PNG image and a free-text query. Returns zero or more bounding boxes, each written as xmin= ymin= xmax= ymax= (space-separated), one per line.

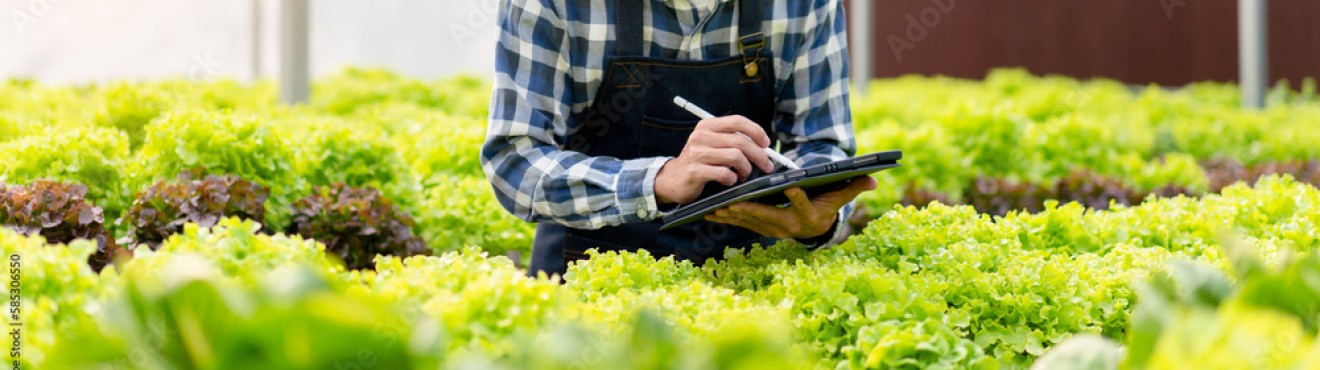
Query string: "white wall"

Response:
xmin=0 ymin=0 xmax=501 ymax=84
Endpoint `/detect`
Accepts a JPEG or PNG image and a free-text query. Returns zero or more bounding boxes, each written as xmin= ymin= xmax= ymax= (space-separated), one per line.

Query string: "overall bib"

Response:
xmin=530 ymin=0 xmax=778 ymax=277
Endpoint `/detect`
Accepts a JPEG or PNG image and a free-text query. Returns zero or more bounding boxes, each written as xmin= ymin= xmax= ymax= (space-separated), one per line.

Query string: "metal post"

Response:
xmin=252 ymin=0 xmax=262 ymax=81
xmin=850 ymin=0 xmax=872 ymax=95
xmin=1238 ymin=0 xmax=1268 ymax=109
xmin=280 ymin=0 xmax=309 ymax=104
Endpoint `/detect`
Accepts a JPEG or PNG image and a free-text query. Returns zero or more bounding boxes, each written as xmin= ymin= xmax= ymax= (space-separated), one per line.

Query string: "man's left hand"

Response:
xmin=704 ymin=176 xmax=878 ymax=240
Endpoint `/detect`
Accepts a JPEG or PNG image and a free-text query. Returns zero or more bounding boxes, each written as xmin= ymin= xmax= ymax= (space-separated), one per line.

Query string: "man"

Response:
xmin=482 ymin=0 xmax=876 ymax=277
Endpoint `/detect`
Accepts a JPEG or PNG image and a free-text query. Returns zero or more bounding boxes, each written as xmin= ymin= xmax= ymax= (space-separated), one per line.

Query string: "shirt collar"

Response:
xmin=661 ymin=0 xmax=731 ymax=14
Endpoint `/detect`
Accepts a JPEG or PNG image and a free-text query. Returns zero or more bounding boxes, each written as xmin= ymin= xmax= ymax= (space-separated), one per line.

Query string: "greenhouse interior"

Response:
xmin=3 ymin=0 xmax=1320 ymax=369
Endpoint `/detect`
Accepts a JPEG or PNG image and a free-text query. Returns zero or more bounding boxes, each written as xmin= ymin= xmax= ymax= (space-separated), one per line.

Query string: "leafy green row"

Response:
xmin=5 ymin=69 xmax=1320 ymax=369
xmin=0 ymin=127 xmax=133 ymax=221
xmin=6 ymin=68 xmax=1319 ymax=256
xmin=2 ymin=73 xmax=492 ymax=252
xmin=570 ymin=175 xmax=1320 ymax=368
xmin=5 ymin=218 xmax=806 ymax=370
xmin=415 ymin=174 xmax=534 ymax=261
xmin=853 ymin=69 xmax=1320 ymax=208
xmin=9 ymin=176 xmax=1319 ymax=369
xmin=1037 ymin=234 xmax=1320 ymax=369
xmin=0 ymin=108 xmax=482 ymax=237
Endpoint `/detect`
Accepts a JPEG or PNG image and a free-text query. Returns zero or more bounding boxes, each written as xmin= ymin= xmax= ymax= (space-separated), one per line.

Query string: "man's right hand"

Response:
xmin=654 ymin=115 xmax=776 ymax=205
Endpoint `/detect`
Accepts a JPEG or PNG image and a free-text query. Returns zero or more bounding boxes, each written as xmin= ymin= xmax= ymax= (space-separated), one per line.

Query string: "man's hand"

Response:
xmin=655 ymin=115 xmax=775 ymax=205
xmin=704 ymin=176 xmax=878 ymax=240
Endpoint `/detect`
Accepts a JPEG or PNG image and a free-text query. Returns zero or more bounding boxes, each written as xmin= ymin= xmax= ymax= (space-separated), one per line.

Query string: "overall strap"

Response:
xmin=737 ymin=0 xmax=763 ymax=56
xmin=614 ymin=0 xmax=765 ymax=57
xmin=615 ymin=0 xmax=645 ymax=56
xmin=736 ymin=0 xmax=765 ymax=77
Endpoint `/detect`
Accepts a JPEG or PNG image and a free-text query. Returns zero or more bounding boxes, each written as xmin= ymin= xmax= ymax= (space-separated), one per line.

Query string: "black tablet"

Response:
xmin=659 ymin=150 xmax=902 ymax=230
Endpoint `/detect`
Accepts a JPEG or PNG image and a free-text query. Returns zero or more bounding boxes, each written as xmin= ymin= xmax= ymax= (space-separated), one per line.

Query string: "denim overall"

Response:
xmin=530 ymin=0 xmax=777 ymax=277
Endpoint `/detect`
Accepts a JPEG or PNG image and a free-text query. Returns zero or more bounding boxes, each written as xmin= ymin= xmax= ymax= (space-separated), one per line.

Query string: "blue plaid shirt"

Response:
xmin=483 ymin=0 xmax=855 ymax=230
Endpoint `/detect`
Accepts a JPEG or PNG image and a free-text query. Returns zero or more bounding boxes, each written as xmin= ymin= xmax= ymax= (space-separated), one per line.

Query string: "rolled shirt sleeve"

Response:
xmin=775 ymin=0 xmax=856 ymax=246
xmin=776 ymin=0 xmax=855 ymax=167
xmin=482 ymin=0 xmax=668 ymax=230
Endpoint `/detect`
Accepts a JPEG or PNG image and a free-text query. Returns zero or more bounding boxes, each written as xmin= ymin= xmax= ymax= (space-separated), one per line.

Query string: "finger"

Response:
xmin=705 ymin=214 xmax=728 ymax=224
xmin=698 ymin=115 xmax=771 ymax=148
xmin=838 ymin=176 xmax=879 ymax=199
xmin=690 ymin=131 xmax=774 ymax=173
xmin=706 ymin=212 xmax=748 ymax=229
xmin=717 ymin=207 xmax=764 ymax=227
xmin=784 ymin=187 xmax=816 ymax=220
xmin=710 ymin=210 xmax=754 ymax=227
xmin=717 ymin=207 xmax=779 ymax=233
xmin=729 ymin=202 xmax=797 ymax=232
xmin=730 ymin=203 xmax=823 ymax=239
xmin=848 ymin=176 xmax=879 ymax=192
xmin=697 ymin=148 xmax=753 ymax=180
xmin=817 ymin=176 xmax=880 ymax=206
xmin=693 ymin=164 xmax=739 ymax=187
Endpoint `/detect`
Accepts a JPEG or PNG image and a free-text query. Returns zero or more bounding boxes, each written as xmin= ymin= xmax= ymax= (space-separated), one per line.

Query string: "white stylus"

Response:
xmin=672 ymin=96 xmax=800 ymax=170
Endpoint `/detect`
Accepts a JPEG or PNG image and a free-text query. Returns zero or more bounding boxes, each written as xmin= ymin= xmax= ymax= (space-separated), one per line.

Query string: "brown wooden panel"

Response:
xmin=844 ymin=0 xmax=1320 ymax=86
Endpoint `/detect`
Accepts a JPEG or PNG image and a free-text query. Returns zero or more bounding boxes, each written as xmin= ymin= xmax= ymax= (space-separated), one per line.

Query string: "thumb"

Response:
xmin=850 ymin=176 xmax=879 ymax=193
xmin=821 ymin=176 xmax=878 ymax=206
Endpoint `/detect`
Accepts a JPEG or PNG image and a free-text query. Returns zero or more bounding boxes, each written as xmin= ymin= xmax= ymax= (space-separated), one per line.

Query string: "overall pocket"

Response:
xmin=639 ymin=115 xmax=699 ymax=158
